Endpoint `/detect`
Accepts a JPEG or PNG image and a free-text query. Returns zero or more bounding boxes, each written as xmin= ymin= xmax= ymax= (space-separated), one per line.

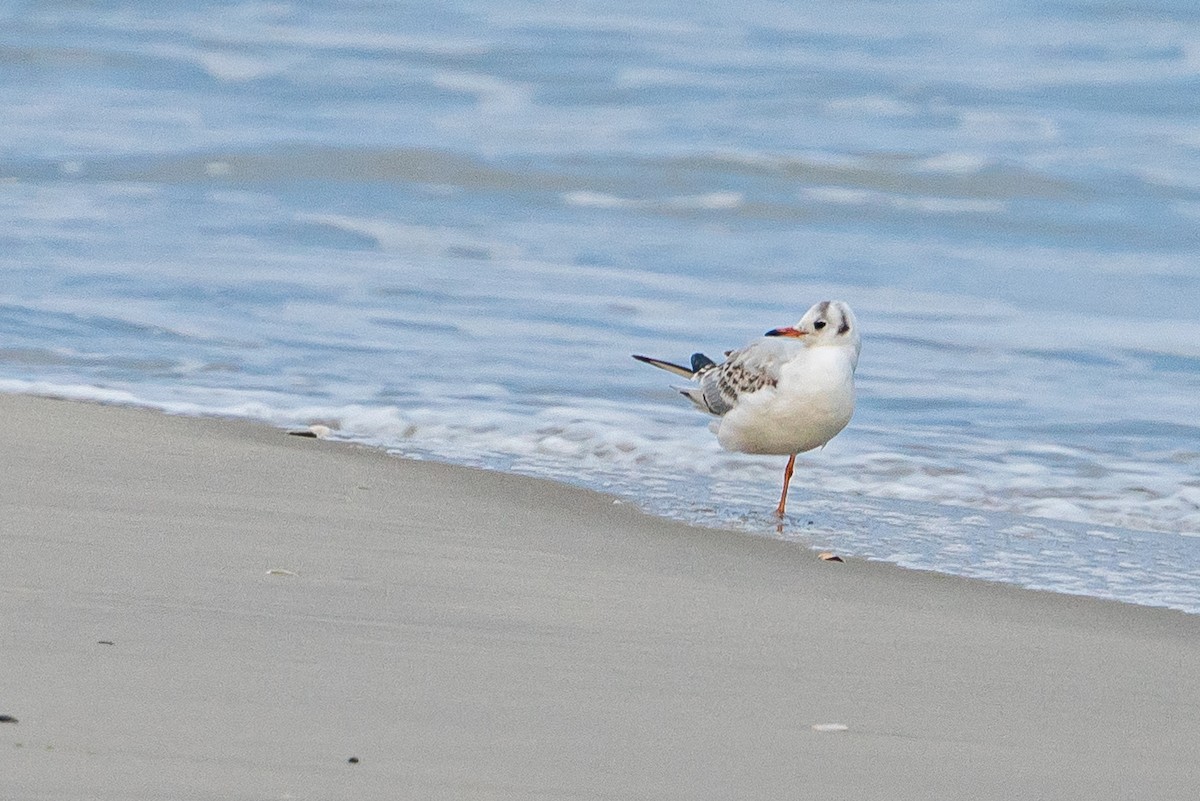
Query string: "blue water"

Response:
xmin=3 ymin=2 xmax=1200 ymax=610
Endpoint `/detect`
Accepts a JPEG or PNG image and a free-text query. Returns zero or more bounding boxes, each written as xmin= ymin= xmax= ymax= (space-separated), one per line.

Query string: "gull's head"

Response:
xmin=765 ymin=300 xmax=860 ymax=357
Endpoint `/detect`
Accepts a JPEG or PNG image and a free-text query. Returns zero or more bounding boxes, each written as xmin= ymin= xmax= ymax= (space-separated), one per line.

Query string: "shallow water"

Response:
xmin=3 ymin=1 xmax=1200 ymax=610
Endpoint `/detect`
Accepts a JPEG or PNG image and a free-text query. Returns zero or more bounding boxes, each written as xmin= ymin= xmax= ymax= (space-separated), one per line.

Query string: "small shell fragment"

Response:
xmin=811 ymin=723 xmax=849 ymax=732
xmin=266 ymin=569 xmax=298 ymax=577
xmin=818 ymin=552 xmax=844 ymax=563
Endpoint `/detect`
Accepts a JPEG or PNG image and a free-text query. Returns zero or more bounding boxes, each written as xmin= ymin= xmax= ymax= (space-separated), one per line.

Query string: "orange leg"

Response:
xmin=774 ymin=453 xmax=797 ymax=518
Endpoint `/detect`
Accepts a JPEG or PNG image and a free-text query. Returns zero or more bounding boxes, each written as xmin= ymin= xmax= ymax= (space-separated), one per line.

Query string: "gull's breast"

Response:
xmin=715 ymin=348 xmax=856 ymax=456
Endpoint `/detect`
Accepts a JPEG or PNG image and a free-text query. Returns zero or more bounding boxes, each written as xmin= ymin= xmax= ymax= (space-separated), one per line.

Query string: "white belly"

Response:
xmin=714 ymin=348 xmax=856 ymax=456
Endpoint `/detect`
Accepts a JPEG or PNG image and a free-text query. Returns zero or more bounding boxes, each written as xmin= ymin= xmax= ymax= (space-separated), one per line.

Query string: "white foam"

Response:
xmin=0 ymin=380 xmax=144 ymax=405
xmin=3 ymin=376 xmax=1195 ymax=542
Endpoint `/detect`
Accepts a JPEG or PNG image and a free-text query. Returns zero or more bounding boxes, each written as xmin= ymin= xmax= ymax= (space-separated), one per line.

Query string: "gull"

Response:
xmin=633 ymin=300 xmax=860 ymax=518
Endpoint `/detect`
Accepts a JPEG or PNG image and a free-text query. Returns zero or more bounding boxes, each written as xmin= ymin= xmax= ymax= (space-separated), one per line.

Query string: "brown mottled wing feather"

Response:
xmin=696 ymin=350 xmax=778 ymax=416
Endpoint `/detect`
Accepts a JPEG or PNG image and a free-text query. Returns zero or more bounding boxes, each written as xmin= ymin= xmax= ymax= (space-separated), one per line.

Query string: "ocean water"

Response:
xmin=3 ymin=1 xmax=1200 ymax=611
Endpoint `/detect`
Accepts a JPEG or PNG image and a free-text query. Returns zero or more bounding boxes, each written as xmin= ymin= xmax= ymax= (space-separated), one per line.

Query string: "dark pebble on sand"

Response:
xmin=0 ymin=715 xmax=17 ymax=724
xmin=348 ymin=756 xmax=359 ymax=764
xmin=98 ymin=640 xmax=114 ymax=645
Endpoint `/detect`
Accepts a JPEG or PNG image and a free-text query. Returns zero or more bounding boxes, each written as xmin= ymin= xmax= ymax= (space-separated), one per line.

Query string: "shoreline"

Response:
xmin=5 ymin=392 xmax=1200 ymax=799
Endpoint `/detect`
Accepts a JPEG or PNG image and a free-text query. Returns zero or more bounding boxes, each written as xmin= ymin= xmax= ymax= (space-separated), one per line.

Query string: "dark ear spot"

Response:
xmin=837 ymin=318 xmax=850 ymax=334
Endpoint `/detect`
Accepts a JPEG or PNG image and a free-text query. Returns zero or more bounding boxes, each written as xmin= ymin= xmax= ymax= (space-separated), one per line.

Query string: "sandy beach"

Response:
xmin=3 ymin=392 xmax=1200 ymax=800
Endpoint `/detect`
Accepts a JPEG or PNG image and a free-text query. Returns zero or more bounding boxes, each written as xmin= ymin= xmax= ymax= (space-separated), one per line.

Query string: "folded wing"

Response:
xmin=635 ymin=345 xmax=784 ymax=418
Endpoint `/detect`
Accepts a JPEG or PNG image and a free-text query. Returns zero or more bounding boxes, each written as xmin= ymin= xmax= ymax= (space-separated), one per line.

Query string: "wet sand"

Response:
xmin=3 ymin=392 xmax=1200 ymax=799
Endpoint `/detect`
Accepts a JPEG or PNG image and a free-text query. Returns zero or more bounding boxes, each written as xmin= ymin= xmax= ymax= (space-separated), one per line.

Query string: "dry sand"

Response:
xmin=3 ymin=392 xmax=1200 ymax=800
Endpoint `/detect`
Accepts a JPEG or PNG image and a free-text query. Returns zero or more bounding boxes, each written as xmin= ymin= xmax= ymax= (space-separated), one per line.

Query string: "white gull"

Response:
xmin=634 ymin=300 xmax=860 ymax=518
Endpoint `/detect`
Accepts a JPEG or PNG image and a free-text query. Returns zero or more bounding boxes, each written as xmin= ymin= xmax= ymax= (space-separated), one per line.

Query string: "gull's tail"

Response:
xmin=632 ymin=352 xmax=718 ymax=379
xmin=632 ymin=354 xmax=694 ymax=378
xmin=634 ymin=352 xmax=723 ymax=415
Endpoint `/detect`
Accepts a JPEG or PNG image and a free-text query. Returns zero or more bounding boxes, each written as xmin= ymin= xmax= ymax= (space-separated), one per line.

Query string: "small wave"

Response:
xmin=149 ymin=43 xmax=289 ymax=83
xmin=958 ymin=110 xmax=1061 ymax=142
xmin=432 ymin=71 xmax=532 ymax=112
xmin=296 ymin=212 xmax=519 ymax=259
xmin=41 ymin=146 xmax=552 ymax=192
xmin=825 ymin=94 xmax=915 ymax=117
xmin=562 ymin=190 xmax=744 ymax=211
xmin=560 ymin=191 xmax=633 ymax=209
xmin=658 ymin=150 xmax=1074 ymax=202
xmin=202 ymin=26 xmax=491 ymax=58
xmin=803 ymin=186 xmax=1006 ymax=214
xmin=615 ymin=67 xmax=726 ymax=90
xmin=916 ymin=152 xmax=994 ymax=174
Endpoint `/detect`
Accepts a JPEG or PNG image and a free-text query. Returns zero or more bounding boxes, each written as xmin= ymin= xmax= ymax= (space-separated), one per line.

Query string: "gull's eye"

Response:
xmin=813 ymin=320 xmax=827 ymax=330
